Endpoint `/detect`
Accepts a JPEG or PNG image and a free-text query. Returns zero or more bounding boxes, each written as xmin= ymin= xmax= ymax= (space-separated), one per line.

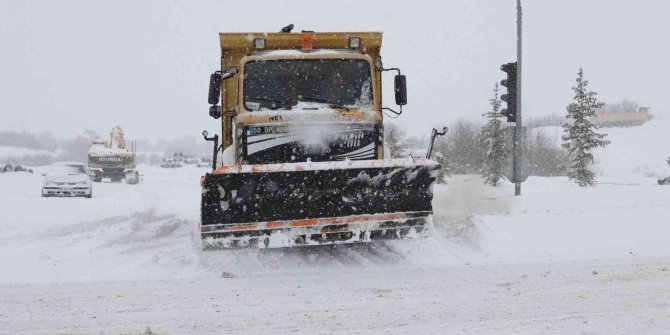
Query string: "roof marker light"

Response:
xmin=254 ymin=38 xmax=266 ymax=50
xmin=348 ymin=37 xmax=361 ymax=49
xmin=301 ymin=34 xmax=313 ymax=50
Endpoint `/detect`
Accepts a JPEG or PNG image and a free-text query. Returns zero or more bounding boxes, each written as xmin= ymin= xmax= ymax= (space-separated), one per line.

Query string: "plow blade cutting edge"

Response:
xmin=200 ymin=158 xmax=440 ymax=249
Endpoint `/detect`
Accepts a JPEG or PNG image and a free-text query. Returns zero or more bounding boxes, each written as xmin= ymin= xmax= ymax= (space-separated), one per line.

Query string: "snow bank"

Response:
xmin=471 ymin=176 xmax=670 ymax=264
xmin=593 ymin=118 xmax=670 ymax=178
xmin=531 ymin=119 xmax=670 ymax=178
xmin=0 ymin=165 xmax=205 ymax=284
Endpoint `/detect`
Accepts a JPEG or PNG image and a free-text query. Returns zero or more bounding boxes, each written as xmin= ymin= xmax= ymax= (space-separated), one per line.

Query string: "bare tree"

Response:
xmin=384 ymin=123 xmax=407 ymax=158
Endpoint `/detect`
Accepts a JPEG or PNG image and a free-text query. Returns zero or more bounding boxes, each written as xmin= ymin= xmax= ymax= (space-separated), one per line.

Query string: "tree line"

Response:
xmin=386 ymin=68 xmax=611 ymax=187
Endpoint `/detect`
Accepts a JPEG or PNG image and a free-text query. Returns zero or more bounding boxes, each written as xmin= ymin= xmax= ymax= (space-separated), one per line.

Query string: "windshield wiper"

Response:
xmin=298 ymin=96 xmax=350 ymax=111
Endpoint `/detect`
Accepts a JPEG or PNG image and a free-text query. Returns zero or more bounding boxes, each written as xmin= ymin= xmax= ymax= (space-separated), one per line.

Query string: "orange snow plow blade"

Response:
xmin=200 ymin=158 xmax=439 ymax=249
xmin=201 ymin=211 xmax=431 ymax=249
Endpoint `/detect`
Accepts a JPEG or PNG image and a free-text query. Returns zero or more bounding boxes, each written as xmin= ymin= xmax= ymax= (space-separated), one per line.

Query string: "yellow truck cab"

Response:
xmin=207 ymin=31 xmax=405 ymax=166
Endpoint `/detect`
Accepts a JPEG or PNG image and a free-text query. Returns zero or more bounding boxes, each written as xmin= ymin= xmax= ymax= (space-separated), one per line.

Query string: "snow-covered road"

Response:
xmin=1 ymin=165 xmax=669 ymax=334
xmin=4 ymin=256 xmax=670 ymax=335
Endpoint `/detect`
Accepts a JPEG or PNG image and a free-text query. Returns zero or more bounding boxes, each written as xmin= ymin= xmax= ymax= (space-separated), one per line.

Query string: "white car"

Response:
xmin=42 ymin=162 xmax=93 ymax=198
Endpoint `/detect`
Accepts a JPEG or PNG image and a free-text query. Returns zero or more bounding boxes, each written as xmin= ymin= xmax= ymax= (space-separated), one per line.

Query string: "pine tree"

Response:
xmin=480 ymin=82 xmax=507 ymax=186
xmin=562 ymin=68 xmax=610 ymax=187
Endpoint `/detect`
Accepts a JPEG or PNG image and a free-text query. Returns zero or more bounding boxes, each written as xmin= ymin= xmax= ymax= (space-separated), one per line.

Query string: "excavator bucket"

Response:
xmin=200 ymin=158 xmax=439 ymax=249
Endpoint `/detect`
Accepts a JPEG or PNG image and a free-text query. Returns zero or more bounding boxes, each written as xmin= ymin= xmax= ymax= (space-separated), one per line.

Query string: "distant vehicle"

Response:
xmin=659 ymin=157 xmax=670 ymax=185
xmin=172 ymin=152 xmax=184 ymax=163
xmin=160 ymin=158 xmax=182 ymax=168
xmin=196 ymin=157 xmax=212 ymax=168
xmin=592 ymin=107 xmax=653 ymax=127
xmin=164 ymin=153 xmax=199 ymax=165
xmin=88 ymin=126 xmax=139 ymax=184
xmin=42 ymin=162 xmax=93 ymax=198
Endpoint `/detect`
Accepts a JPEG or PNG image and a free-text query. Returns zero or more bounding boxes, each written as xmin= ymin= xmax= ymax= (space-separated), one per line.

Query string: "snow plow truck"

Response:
xmin=200 ymin=27 xmax=439 ymax=249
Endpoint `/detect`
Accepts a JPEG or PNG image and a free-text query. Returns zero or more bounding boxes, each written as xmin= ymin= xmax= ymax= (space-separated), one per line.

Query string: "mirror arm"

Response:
xmin=202 ymin=131 xmax=219 ymax=170
xmin=381 ymin=106 xmax=402 ymax=118
xmin=377 ymin=67 xmax=404 ymax=117
xmin=426 ymin=127 xmax=448 ymax=159
xmin=377 ymin=67 xmax=401 ymax=76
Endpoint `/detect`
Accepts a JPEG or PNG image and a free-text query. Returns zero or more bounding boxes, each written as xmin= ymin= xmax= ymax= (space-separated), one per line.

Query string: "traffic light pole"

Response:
xmin=514 ymin=0 xmax=523 ymax=196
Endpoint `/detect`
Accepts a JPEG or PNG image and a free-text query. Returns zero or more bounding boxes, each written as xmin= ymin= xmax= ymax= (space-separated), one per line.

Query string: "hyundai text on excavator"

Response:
xmin=200 ymin=27 xmax=440 ymax=249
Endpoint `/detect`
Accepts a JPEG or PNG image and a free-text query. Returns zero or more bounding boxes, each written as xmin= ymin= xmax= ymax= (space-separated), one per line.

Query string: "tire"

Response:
xmin=14 ymin=165 xmax=23 ymax=172
xmin=85 ymin=191 xmax=92 ymax=198
xmin=125 ymin=171 xmax=139 ymax=185
xmin=3 ymin=164 xmax=12 ymax=173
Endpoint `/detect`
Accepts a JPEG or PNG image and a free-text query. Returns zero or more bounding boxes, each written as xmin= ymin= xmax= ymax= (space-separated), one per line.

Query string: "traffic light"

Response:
xmin=500 ymin=62 xmax=518 ymax=122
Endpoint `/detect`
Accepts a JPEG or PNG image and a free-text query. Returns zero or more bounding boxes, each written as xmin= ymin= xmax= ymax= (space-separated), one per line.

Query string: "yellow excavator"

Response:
xmin=200 ymin=26 xmax=440 ymax=249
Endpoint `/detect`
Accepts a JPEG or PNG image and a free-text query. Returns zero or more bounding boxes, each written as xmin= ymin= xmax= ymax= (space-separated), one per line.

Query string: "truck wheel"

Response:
xmin=125 ymin=170 xmax=139 ymax=185
xmin=3 ymin=164 xmax=12 ymax=173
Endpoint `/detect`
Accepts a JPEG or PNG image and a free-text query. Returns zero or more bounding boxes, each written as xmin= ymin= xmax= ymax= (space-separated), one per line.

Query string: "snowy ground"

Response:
xmin=1 ymin=121 xmax=670 ymax=334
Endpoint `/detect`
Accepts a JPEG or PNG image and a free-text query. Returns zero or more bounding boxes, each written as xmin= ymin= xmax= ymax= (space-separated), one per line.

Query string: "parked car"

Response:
xmin=42 ymin=162 xmax=93 ymax=198
xmin=196 ymin=157 xmax=212 ymax=168
xmin=1 ymin=164 xmax=32 ymax=173
xmin=160 ymin=158 xmax=182 ymax=168
xmin=183 ymin=157 xmax=199 ymax=165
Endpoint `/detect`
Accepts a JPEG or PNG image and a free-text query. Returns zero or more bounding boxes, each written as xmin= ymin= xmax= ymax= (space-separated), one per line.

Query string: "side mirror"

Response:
xmin=394 ymin=74 xmax=407 ymax=106
xmin=208 ymin=72 xmax=222 ymax=105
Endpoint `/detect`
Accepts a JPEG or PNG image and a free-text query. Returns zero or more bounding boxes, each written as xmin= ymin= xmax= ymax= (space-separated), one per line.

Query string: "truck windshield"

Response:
xmin=243 ymin=59 xmax=372 ymax=111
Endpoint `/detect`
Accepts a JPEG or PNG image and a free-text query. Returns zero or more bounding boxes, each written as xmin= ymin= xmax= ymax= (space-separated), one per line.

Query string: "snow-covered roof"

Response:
xmin=88 ymin=146 xmax=133 ymax=156
xmin=257 ymin=49 xmax=360 ymax=57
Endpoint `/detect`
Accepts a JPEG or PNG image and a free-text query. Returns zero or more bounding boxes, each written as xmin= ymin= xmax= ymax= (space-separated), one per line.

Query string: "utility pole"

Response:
xmin=514 ymin=0 xmax=523 ymax=196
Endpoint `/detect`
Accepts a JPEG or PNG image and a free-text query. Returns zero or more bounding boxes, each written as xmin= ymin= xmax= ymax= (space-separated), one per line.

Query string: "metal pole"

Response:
xmin=514 ymin=0 xmax=523 ymax=196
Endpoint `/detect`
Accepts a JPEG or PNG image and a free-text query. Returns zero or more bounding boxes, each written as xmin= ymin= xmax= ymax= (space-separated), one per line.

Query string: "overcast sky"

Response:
xmin=1 ymin=0 xmax=668 ymax=139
